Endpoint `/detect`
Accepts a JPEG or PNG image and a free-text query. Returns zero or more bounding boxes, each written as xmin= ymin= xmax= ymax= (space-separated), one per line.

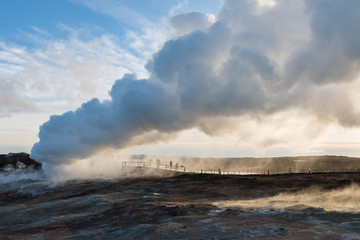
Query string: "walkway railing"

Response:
xmin=122 ymin=161 xmax=360 ymax=176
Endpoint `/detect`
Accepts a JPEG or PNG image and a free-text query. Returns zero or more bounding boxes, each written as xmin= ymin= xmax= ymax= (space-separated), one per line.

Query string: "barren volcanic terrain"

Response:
xmin=1 ymin=170 xmax=360 ymax=239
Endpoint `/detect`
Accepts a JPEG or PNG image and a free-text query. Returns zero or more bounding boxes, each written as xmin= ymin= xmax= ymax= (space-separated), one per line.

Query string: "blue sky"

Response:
xmin=1 ymin=1 xmax=116 ymax=44
xmin=0 ymin=0 xmax=221 ymax=154
xmin=0 ymin=0 xmax=219 ymax=46
xmin=0 ymin=0 xmax=220 ymax=62
xmin=2 ymin=0 xmax=360 ymax=160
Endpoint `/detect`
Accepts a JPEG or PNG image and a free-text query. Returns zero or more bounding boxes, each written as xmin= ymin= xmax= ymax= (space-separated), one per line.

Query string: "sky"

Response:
xmin=2 ymin=0 xmax=360 ymax=163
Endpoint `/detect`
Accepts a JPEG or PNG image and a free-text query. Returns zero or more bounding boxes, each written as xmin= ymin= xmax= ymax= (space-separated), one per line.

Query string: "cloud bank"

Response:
xmin=0 ymin=29 xmax=148 ymax=114
xmin=31 ymin=0 xmax=360 ymax=169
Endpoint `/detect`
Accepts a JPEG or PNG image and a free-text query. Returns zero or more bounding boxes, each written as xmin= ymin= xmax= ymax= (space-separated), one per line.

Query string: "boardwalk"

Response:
xmin=122 ymin=159 xmax=360 ymax=176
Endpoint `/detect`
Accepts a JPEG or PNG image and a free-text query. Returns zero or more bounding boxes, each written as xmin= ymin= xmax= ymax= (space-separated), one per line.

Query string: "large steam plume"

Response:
xmin=31 ymin=0 xmax=360 ymax=168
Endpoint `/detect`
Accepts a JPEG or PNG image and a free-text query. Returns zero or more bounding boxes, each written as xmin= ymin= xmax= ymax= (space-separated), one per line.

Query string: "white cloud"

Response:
xmin=169 ymin=0 xmax=189 ymax=17
xmin=0 ymin=24 xmax=154 ymax=153
xmin=171 ymin=11 xmax=216 ymax=37
xmin=0 ymin=80 xmax=34 ymax=116
xmin=71 ymin=0 xmax=154 ymax=29
xmin=0 ymin=1 xmax=176 ymax=156
xmin=31 ymin=0 xmax=360 ymax=169
xmin=1 ymin=0 xmax=360 ymax=168
xmin=71 ymin=0 xmax=171 ymax=59
xmin=0 ymin=27 xmax=148 ymax=116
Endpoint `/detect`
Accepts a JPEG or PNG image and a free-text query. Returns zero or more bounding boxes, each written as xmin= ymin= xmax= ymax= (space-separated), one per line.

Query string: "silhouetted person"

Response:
xmin=149 ymin=159 xmax=153 ymax=167
xmin=156 ymin=159 xmax=160 ymax=168
xmin=170 ymin=161 xmax=173 ymax=169
xmin=175 ymin=163 xmax=178 ymax=171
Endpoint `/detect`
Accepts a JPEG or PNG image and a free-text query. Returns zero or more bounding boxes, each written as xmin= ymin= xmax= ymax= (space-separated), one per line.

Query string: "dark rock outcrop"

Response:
xmin=0 ymin=152 xmax=42 ymax=171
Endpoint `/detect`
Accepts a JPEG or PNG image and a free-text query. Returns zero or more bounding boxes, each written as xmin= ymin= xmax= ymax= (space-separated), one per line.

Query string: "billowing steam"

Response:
xmin=214 ymin=183 xmax=360 ymax=213
xmin=31 ymin=0 xmax=360 ymax=169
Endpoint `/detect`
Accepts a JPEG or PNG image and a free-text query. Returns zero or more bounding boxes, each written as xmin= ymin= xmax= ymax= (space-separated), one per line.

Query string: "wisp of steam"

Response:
xmin=31 ymin=0 xmax=360 ymax=173
xmin=214 ymin=183 xmax=360 ymax=213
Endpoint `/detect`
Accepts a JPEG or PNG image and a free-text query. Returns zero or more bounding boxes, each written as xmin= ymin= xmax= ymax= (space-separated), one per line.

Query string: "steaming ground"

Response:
xmin=1 ymin=171 xmax=360 ymax=239
xmin=214 ymin=183 xmax=360 ymax=213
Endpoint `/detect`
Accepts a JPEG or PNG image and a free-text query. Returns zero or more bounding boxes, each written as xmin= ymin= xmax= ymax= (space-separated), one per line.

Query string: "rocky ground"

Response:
xmin=0 ymin=171 xmax=359 ymax=239
xmin=0 ymin=153 xmax=42 ymax=171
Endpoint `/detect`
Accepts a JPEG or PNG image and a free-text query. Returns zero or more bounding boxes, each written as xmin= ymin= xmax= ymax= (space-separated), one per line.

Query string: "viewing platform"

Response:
xmin=122 ymin=157 xmax=360 ymax=176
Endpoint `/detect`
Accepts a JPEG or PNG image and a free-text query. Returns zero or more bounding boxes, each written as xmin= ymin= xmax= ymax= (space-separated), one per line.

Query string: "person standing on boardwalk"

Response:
xmin=156 ymin=159 xmax=160 ymax=168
